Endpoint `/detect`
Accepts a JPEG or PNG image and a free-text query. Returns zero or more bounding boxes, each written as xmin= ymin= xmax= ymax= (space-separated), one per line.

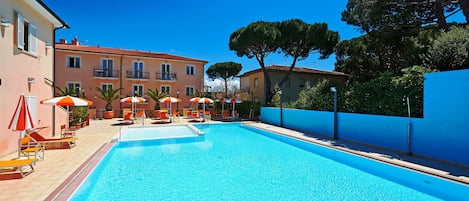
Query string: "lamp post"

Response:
xmin=279 ymin=90 xmax=283 ymax=127
xmin=176 ymin=90 xmax=180 ymax=113
xmin=404 ymin=96 xmax=411 ymax=155
xmin=330 ymin=87 xmax=338 ymax=139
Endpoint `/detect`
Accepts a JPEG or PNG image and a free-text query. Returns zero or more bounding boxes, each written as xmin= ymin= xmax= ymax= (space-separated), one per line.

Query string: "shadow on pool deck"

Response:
xmin=304 ymin=130 xmax=469 ymax=184
xmin=248 ymin=123 xmax=469 ymax=185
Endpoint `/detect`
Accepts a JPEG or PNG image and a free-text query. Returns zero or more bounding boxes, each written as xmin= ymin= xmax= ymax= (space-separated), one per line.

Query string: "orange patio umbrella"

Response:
xmin=189 ymin=97 xmax=201 ymax=110
xmin=40 ymin=95 xmax=93 ymax=129
xmin=215 ymin=97 xmax=229 ymax=114
xmin=159 ymin=96 xmax=181 ymax=113
xmin=229 ymin=98 xmax=242 ymax=116
xmin=120 ymin=96 xmax=146 ymax=120
xmin=198 ymin=97 xmax=214 ymax=116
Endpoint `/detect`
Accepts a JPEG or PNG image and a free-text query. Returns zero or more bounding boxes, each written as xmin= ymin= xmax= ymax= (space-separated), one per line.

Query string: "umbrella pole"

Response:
xmin=67 ymin=106 xmax=70 ymax=130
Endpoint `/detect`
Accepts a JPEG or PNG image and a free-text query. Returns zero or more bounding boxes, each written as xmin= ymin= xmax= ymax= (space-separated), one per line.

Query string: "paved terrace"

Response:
xmin=0 ymin=117 xmax=468 ymax=200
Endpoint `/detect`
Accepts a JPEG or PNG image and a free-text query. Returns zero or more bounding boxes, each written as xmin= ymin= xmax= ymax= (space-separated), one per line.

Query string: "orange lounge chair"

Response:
xmin=153 ymin=110 xmax=161 ymax=119
xmin=191 ymin=111 xmax=204 ymax=122
xmin=153 ymin=111 xmax=171 ymax=123
xmin=27 ymin=132 xmax=77 ymax=149
xmin=0 ymin=158 xmax=35 ymax=178
xmin=20 ymin=136 xmax=44 ymax=160
xmin=123 ymin=112 xmax=132 ymax=120
xmin=60 ymin=124 xmax=76 ymax=138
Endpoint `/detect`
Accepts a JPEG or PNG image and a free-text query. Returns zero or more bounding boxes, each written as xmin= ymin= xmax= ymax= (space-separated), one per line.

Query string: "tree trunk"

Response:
xmin=278 ymin=55 xmax=299 ymax=88
xmin=434 ymin=1 xmax=449 ymax=31
xmin=224 ymin=78 xmax=228 ymax=95
xmin=461 ymin=0 xmax=469 ymax=24
xmin=263 ymin=70 xmax=272 ymax=105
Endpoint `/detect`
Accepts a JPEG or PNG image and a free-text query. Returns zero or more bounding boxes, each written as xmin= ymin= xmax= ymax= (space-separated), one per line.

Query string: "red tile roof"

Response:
xmin=55 ymin=44 xmax=208 ymax=63
xmin=239 ymin=65 xmax=347 ymax=77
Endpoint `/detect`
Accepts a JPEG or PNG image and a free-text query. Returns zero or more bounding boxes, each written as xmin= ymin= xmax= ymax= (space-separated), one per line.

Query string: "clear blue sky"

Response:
xmin=44 ymin=0 xmax=361 ymax=74
xmin=44 ymin=0 xmax=465 ymax=76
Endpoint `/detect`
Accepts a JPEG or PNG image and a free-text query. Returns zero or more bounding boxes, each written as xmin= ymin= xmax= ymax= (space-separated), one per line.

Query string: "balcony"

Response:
xmin=156 ymin=73 xmax=177 ymax=81
xmin=126 ymin=71 xmax=149 ymax=80
xmin=93 ymin=68 xmax=119 ymax=79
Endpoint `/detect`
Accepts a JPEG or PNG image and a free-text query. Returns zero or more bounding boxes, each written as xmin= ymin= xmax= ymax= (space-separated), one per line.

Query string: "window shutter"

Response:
xmin=17 ymin=13 xmax=25 ymax=50
xmin=29 ymin=24 xmax=38 ymax=55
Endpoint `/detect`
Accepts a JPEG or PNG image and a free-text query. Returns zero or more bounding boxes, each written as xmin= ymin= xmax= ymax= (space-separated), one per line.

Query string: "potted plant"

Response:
xmin=145 ymin=88 xmax=167 ymax=117
xmin=95 ymin=87 xmax=122 ymax=119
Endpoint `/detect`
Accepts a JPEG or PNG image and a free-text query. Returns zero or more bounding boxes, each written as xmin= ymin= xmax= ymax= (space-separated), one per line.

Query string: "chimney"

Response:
xmin=58 ymin=39 xmax=67 ymax=44
xmin=71 ymin=37 xmax=79 ymax=45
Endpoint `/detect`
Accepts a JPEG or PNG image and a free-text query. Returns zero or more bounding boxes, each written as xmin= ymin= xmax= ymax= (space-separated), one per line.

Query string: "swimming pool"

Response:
xmin=70 ymin=123 xmax=468 ymax=200
xmin=119 ymin=124 xmax=202 ymax=141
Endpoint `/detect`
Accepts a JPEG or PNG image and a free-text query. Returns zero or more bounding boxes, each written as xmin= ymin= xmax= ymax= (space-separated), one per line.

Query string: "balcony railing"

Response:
xmin=156 ymin=73 xmax=177 ymax=81
xmin=126 ymin=71 xmax=149 ymax=80
xmin=93 ymin=69 xmax=119 ymax=78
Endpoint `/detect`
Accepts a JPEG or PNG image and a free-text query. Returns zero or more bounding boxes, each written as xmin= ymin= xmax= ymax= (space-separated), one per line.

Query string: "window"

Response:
xmin=254 ymin=78 xmax=259 ymax=88
xmin=67 ymin=56 xmax=81 ymax=68
xmin=101 ymin=83 xmax=113 ymax=92
xmin=161 ymin=86 xmax=170 ymax=94
xmin=186 ymin=65 xmax=195 ymax=75
xmin=133 ymin=61 xmax=144 ymax=78
xmin=66 ymin=82 xmax=81 ymax=95
xmin=185 ymin=86 xmax=195 ymax=96
xmin=16 ymin=12 xmax=37 ymax=55
xmin=161 ymin=63 xmax=171 ymax=80
xmin=133 ymin=85 xmax=144 ymax=97
xmin=101 ymin=58 xmax=114 ymax=77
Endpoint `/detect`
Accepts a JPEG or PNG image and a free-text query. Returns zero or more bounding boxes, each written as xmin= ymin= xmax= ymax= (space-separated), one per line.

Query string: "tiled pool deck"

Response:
xmin=1 ymin=118 xmax=468 ymax=200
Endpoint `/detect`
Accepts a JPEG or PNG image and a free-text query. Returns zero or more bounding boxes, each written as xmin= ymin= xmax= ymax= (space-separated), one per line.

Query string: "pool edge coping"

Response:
xmin=45 ymin=140 xmax=116 ymax=201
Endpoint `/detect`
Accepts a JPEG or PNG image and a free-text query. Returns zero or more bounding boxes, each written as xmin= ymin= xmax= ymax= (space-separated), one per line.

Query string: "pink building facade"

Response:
xmin=55 ymin=39 xmax=208 ymax=117
xmin=0 ymin=0 xmax=68 ymax=157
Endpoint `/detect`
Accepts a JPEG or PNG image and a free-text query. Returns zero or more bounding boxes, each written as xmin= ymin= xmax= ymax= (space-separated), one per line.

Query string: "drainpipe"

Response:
xmin=119 ymin=54 xmax=123 ymax=112
xmin=51 ymin=25 xmax=66 ymax=136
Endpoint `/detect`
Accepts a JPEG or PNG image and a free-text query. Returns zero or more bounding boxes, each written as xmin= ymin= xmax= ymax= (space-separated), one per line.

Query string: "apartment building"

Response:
xmin=0 ymin=0 xmax=68 ymax=156
xmin=239 ymin=65 xmax=348 ymax=104
xmin=55 ymin=39 xmax=208 ymax=116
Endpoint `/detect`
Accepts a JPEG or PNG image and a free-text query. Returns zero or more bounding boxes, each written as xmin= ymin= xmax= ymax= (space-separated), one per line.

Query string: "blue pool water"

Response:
xmin=71 ymin=123 xmax=468 ymax=200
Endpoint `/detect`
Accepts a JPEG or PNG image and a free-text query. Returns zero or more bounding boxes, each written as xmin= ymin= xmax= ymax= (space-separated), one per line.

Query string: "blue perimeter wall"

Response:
xmin=260 ymin=69 xmax=469 ymax=166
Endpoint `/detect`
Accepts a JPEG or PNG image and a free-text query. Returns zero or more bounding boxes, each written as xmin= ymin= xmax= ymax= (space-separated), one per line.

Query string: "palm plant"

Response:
xmin=55 ymin=86 xmax=78 ymax=96
xmin=95 ymin=87 xmax=122 ymax=111
xmin=145 ymin=88 xmax=167 ymax=110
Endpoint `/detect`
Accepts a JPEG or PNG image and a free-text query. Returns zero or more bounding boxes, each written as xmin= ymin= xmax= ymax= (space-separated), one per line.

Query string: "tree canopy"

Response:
xmin=206 ymin=61 xmax=242 ymax=95
xmin=229 ymin=19 xmax=339 ymax=104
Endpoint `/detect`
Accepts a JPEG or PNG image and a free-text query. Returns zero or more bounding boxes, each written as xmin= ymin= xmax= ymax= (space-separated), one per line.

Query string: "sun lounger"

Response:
xmin=26 ymin=132 xmax=77 ymax=149
xmin=152 ymin=111 xmax=171 ymax=124
xmin=191 ymin=111 xmax=204 ymax=122
xmin=0 ymin=158 xmax=35 ymax=178
xmin=20 ymin=136 xmax=45 ymax=160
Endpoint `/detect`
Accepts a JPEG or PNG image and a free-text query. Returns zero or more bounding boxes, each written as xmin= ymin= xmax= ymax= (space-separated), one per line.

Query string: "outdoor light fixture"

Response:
xmin=1 ymin=18 xmax=10 ymax=27
xmin=403 ymin=96 xmax=411 ymax=155
xmin=27 ymin=77 xmax=35 ymax=92
xmin=45 ymin=43 xmax=52 ymax=49
xmin=330 ymin=87 xmax=338 ymax=139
